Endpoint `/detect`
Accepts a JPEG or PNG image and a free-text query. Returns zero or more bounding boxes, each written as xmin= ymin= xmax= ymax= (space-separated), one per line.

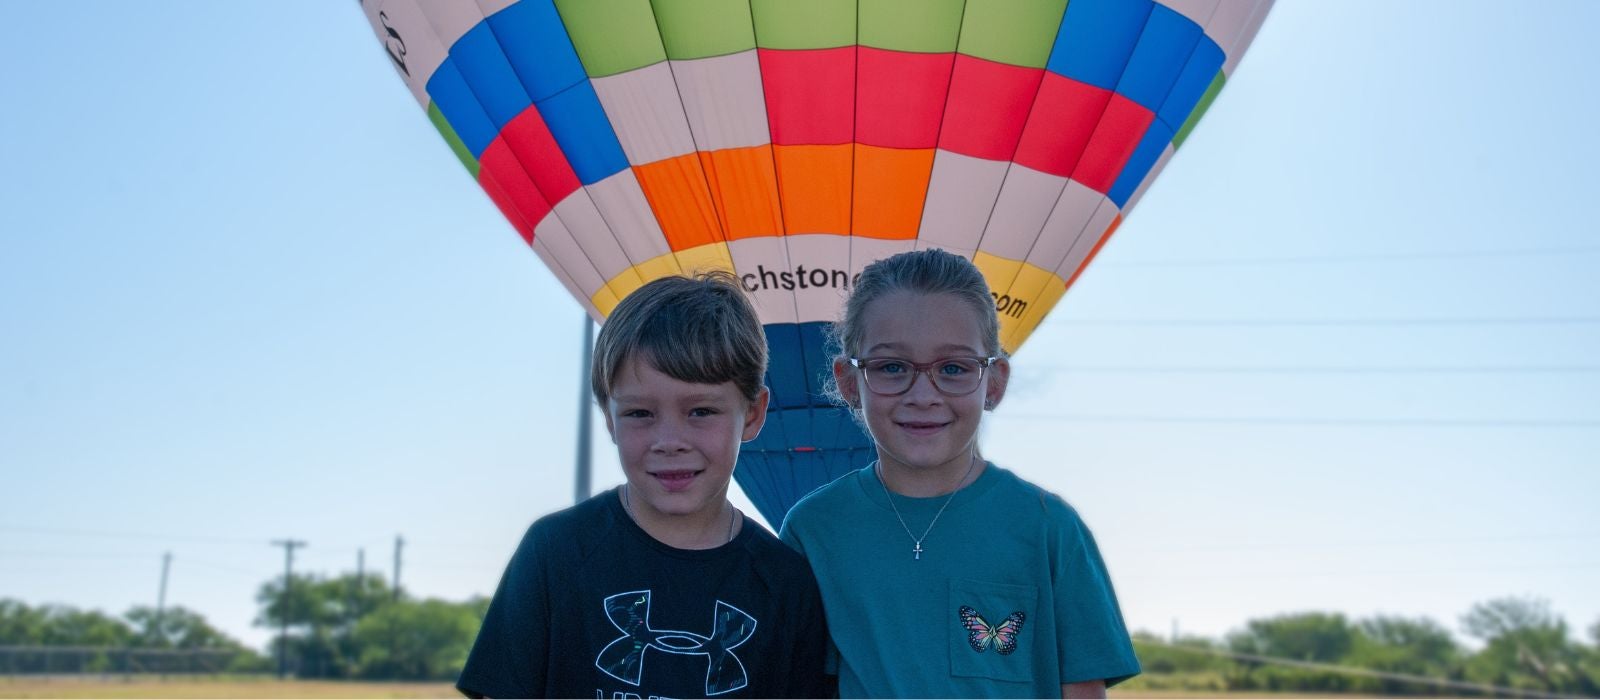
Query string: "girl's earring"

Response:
xmin=983 ymin=400 xmax=995 ymax=410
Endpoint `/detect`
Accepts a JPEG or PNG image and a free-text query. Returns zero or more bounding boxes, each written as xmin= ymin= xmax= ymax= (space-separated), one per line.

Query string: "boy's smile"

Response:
xmin=605 ymin=355 xmax=768 ymax=542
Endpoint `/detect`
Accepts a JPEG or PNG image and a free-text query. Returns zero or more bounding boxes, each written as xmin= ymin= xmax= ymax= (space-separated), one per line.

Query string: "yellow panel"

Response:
xmin=589 ymin=285 xmax=624 ymax=318
xmin=589 ymin=243 xmax=737 ymax=318
xmin=673 ymin=242 xmax=735 ymax=277
xmin=634 ymin=253 xmax=682 ymax=284
xmin=974 ymin=251 xmax=1067 ymax=353
xmin=600 ymin=267 xmax=646 ymax=314
xmin=1005 ymin=268 xmax=1067 ymax=352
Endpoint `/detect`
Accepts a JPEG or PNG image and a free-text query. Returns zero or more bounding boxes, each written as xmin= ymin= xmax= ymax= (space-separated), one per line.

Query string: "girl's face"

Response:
xmin=835 ymin=291 xmax=1009 ymax=480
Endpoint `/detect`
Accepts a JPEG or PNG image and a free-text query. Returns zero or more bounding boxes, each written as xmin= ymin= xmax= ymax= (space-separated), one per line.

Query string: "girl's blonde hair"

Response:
xmin=833 ymin=248 xmax=1003 ymax=360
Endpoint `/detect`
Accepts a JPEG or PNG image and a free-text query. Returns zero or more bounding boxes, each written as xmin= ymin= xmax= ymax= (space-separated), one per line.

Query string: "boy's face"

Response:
xmin=604 ymin=355 xmax=768 ymax=521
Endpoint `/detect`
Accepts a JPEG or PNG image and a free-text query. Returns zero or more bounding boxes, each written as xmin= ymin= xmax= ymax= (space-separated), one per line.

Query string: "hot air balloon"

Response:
xmin=360 ymin=0 xmax=1271 ymax=527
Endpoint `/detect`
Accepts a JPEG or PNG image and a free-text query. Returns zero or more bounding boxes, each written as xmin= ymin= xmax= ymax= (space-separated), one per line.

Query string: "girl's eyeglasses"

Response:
xmin=849 ymin=356 xmax=998 ymax=397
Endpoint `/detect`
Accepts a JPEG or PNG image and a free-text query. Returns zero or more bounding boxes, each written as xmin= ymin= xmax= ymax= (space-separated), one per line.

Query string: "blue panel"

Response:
xmin=781 ymin=408 xmax=816 ymax=449
xmin=1109 ymin=120 xmax=1173 ymax=207
xmin=1115 ymin=5 xmax=1202 ymax=112
xmin=425 ymin=59 xmax=498 ymax=157
xmin=1046 ymin=0 xmax=1153 ymax=90
xmin=797 ymin=322 xmax=834 ymax=402
xmin=764 ymin=323 xmax=810 ymax=409
xmin=1157 ymin=36 xmax=1223 ymax=131
xmin=449 ymin=22 xmax=534 ymax=129
xmin=487 ymin=0 xmax=587 ymax=102
xmin=537 ymin=81 xmax=630 ymax=184
xmin=733 ymin=454 xmax=783 ymax=524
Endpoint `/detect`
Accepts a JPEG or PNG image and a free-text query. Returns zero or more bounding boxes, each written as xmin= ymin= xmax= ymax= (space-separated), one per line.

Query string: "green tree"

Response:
xmin=1346 ymin=615 xmax=1464 ymax=695
xmin=1226 ymin=612 xmax=1359 ymax=692
xmin=125 ymin=605 xmax=243 ymax=650
xmin=1461 ymin=597 xmax=1596 ymax=696
xmin=350 ymin=598 xmax=484 ymax=680
xmin=0 ymin=599 xmax=48 ymax=644
xmin=255 ymin=572 xmax=394 ymax=678
xmin=1228 ymin=611 xmax=1356 ymax=662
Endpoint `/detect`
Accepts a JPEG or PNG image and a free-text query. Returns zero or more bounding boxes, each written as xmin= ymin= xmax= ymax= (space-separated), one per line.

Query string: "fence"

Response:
xmin=0 ymin=646 xmax=242 ymax=675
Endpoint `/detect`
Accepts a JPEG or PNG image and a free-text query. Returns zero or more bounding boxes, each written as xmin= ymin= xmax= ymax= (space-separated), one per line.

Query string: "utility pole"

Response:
xmin=575 ymin=315 xmax=594 ymax=504
xmin=154 ymin=552 xmax=171 ymax=641
xmin=270 ymin=539 xmax=306 ymax=679
xmin=392 ymin=535 xmax=404 ymax=601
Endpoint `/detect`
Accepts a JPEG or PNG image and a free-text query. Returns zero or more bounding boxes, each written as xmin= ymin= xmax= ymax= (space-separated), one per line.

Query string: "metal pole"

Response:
xmin=392 ymin=535 xmax=404 ymax=601
xmin=575 ymin=314 xmax=595 ymax=504
xmin=154 ymin=552 xmax=171 ymax=643
xmin=270 ymin=539 xmax=306 ymax=679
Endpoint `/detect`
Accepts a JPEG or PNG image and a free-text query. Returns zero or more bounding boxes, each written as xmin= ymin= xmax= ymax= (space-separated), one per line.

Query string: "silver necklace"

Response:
xmin=621 ymin=484 xmax=737 ymax=546
xmin=877 ymin=455 xmax=979 ymax=560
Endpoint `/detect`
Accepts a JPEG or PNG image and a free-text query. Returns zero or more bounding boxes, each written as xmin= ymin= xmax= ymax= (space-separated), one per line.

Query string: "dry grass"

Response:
xmin=0 ymin=676 xmax=457 ymax=699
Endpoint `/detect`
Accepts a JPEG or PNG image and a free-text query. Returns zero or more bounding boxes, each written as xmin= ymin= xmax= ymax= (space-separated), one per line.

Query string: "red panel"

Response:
xmin=496 ymin=107 xmax=581 ymax=203
xmin=937 ymin=54 xmax=1044 ymax=161
xmin=479 ymin=137 xmax=559 ymax=246
xmin=1071 ymin=93 xmax=1155 ymax=193
xmin=478 ymin=168 xmax=539 ymax=246
xmin=857 ymin=47 xmax=955 ymax=149
xmin=1013 ymin=74 xmax=1113 ymax=178
xmin=760 ymin=47 xmax=855 ymax=146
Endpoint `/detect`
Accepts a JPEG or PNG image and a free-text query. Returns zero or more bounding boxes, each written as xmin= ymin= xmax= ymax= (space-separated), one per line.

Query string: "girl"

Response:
xmin=780 ymin=249 xmax=1139 ymax=698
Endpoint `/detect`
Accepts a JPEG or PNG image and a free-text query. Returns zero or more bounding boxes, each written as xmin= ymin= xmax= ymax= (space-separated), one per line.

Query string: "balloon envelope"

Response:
xmin=362 ymin=0 xmax=1271 ymax=526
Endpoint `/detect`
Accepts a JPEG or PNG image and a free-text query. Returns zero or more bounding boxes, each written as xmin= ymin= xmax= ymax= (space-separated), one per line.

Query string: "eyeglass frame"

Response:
xmin=847 ymin=356 xmax=1000 ymax=397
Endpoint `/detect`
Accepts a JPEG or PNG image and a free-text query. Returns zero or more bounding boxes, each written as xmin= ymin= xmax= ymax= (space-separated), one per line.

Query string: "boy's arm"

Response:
xmin=1062 ymin=680 xmax=1107 ymax=698
xmin=457 ymin=526 xmax=551 ymax=699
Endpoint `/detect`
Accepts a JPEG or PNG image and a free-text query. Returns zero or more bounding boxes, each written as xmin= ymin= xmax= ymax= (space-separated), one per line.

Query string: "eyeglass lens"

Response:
xmin=860 ymin=358 xmax=985 ymax=395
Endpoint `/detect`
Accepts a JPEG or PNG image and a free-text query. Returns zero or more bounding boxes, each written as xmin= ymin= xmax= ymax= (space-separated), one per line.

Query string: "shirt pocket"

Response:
xmin=948 ymin=577 xmax=1038 ymax=683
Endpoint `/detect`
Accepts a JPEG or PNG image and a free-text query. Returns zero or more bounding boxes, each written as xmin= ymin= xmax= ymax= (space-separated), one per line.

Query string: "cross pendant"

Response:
xmin=913 ymin=542 xmax=923 ymax=560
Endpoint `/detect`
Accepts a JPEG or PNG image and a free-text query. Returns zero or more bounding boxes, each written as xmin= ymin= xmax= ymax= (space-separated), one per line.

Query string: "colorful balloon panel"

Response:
xmin=361 ymin=0 xmax=1272 ymax=525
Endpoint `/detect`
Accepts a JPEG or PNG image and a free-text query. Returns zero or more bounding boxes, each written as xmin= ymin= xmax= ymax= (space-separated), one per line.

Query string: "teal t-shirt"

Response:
xmin=780 ymin=464 xmax=1140 ymax=698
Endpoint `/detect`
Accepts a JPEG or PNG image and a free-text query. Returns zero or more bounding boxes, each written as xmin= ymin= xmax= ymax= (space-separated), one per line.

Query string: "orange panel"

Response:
xmin=1064 ymin=215 xmax=1122 ymax=289
xmin=698 ymin=146 xmax=783 ymax=240
xmin=772 ymin=144 xmax=852 ymax=235
xmin=852 ymin=146 xmax=933 ymax=240
xmin=633 ymin=154 xmax=724 ymax=252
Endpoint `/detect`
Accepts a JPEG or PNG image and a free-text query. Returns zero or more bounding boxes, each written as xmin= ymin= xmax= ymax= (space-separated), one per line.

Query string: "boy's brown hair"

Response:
xmin=591 ymin=272 xmax=768 ymax=406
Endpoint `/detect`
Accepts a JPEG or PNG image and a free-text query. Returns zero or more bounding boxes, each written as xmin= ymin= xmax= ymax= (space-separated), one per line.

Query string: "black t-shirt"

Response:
xmin=458 ymin=488 xmax=831 ymax=699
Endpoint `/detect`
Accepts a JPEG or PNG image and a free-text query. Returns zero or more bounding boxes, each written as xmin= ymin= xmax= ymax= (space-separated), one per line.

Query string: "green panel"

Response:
xmin=428 ymin=102 xmax=480 ymax=179
xmin=956 ymin=0 xmax=1068 ymax=68
xmin=651 ymin=0 xmax=755 ymax=60
xmin=860 ymin=0 xmax=963 ymax=52
xmin=554 ymin=0 xmax=668 ymax=77
xmin=751 ymin=0 xmax=855 ymax=49
xmin=1173 ymin=71 xmax=1225 ymax=149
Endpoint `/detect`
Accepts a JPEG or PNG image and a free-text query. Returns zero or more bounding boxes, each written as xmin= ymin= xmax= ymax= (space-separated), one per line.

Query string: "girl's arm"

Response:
xmin=1062 ymin=680 xmax=1106 ymax=699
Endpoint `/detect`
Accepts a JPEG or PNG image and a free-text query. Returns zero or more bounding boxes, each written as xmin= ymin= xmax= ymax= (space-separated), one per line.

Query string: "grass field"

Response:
xmin=0 ymin=675 xmax=1370 ymax=699
xmin=0 ymin=677 xmax=457 ymax=699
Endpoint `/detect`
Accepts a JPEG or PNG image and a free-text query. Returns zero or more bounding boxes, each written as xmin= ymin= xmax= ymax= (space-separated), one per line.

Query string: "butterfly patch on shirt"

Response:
xmin=958 ymin=605 xmax=1026 ymax=655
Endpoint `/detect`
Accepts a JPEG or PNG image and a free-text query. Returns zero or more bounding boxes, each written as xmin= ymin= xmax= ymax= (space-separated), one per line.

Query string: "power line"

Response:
xmin=1046 ymin=316 xmax=1600 ymax=328
xmin=1029 ymin=364 xmax=1600 ymax=376
xmin=1132 ymin=531 xmax=1600 ymax=554
xmin=1002 ymin=413 xmax=1600 ymax=428
xmin=1101 ymin=244 xmax=1600 ymax=268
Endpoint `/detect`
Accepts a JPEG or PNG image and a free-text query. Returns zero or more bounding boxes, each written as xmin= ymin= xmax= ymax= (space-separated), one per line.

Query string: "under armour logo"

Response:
xmin=595 ymin=590 xmax=757 ymax=696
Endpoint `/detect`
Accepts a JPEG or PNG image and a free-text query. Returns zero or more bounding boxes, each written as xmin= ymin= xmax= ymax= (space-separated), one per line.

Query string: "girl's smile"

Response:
xmin=837 ymin=290 xmax=1009 ymax=493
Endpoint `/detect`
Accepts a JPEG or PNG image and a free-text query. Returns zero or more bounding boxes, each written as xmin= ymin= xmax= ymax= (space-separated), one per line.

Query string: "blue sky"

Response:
xmin=2 ymin=1 xmax=1596 ymax=651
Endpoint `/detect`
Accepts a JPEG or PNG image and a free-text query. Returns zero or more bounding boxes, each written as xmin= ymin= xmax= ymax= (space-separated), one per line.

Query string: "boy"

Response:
xmin=458 ymin=273 xmax=830 ymax=699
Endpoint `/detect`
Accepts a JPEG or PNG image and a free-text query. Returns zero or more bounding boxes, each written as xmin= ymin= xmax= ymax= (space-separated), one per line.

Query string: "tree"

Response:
xmin=1228 ymin=611 xmax=1356 ymax=662
xmin=350 ymin=598 xmax=483 ymax=680
xmin=1346 ymin=615 xmax=1464 ymax=695
xmin=1461 ymin=597 xmax=1595 ymax=696
xmin=125 ymin=605 xmax=244 ymax=650
xmin=255 ymin=572 xmax=394 ymax=678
